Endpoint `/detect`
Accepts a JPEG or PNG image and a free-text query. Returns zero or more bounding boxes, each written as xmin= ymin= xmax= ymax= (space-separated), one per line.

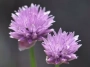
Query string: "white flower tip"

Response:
xmin=22 ymin=7 xmax=26 ymax=10
xmin=31 ymin=3 xmax=35 ymax=7
xmin=21 ymin=5 xmax=28 ymax=10
xmin=51 ymin=29 xmax=54 ymax=32
xmin=52 ymin=16 xmax=55 ymax=19
xmin=9 ymin=32 xmax=11 ymax=34
xmin=46 ymin=56 xmax=48 ymax=61
xmin=24 ymin=5 xmax=28 ymax=8
xmin=44 ymin=50 xmax=46 ymax=53
xmin=37 ymin=4 xmax=40 ymax=8
xmin=74 ymin=35 xmax=79 ymax=40
xmin=10 ymin=36 xmax=14 ymax=38
xmin=43 ymin=7 xmax=46 ymax=11
xmin=72 ymin=31 xmax=75 ymax=35
xmin=14 ymin=10 xmax=17 ymax=13
xmin=44 ymin=11 xmax=51 ymax=15
xmin=77 ymin=40 xmax=81 ymax=42
xmin=19 ymin=7 xmax=22 ymax=10
xmin=53 ymin=30 xmax=57 ymax=35
xmin=16 ymin=12 xmax=20 ymax=16
xmin=53 ymin=20 xmax=55 ymax=23
xmin=79 ymin=44 xmax=82 ymax=47
xmin=59 ymin=28 xmax=62 ymax=31
xmin=8 ymin=27 xmax=11 ymax=29
xmin=11 ymin=13 xmax=15 ymax=17
xmin=18 ymin=39 xmax=21 ymax=41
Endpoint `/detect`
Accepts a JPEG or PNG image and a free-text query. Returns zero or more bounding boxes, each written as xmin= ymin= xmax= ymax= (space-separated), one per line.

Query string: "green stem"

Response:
xmin=30 ymin=46 xmax=37 ymax=67
xmin=55 ymin=64 xmax=59 ymax=67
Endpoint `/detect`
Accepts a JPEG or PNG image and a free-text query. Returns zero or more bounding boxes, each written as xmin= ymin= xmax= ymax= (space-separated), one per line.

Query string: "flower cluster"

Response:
xmin=9 ymin=3 xmax=55 ymax=51
xmin=9 ymin=3 xmax=82 ymax=65
xmin=42 ymin=28 xmax=82 ymax=64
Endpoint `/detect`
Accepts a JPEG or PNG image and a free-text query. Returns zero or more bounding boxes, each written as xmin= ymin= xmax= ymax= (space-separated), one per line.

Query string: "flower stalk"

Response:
xmin=30 ymin=46 xmax=37 ymax=67
xmin=55 ymin=64 xmax=59 ymax=67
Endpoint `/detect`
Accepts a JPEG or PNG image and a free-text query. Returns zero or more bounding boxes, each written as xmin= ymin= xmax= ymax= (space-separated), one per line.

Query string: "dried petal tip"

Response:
xmin=9 ymin=3 xmax=55 ymax=51
xmin=42 ymin=28 xmax=82 ymax=64
xmin=18 ymin=40 xmax=37 ymax=51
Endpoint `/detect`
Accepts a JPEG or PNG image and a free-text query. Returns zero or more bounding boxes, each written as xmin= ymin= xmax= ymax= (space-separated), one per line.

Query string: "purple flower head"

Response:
xmin=9 ymin=3 xmax=55 ymax=51
xmin=42 ymin=28 xmax=82 ymax=64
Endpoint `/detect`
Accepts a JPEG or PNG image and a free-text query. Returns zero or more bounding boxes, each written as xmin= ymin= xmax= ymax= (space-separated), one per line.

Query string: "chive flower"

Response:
xmin=42 ymin=28 xmax=82 ymax=64
xmin=9 ymin=3 xmax=55 ymax=51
